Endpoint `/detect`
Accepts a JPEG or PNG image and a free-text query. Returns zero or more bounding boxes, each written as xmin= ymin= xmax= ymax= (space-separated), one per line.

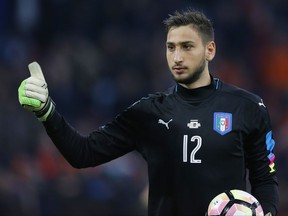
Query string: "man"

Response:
xmin=18 ymin=9 xmax=279 ymax=215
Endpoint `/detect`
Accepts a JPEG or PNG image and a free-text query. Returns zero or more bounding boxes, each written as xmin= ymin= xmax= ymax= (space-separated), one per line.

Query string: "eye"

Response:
xmin=183 ymin=44 xmax=193 ymax=50
xmin=166 ymin=44 xmax=175 ymax=52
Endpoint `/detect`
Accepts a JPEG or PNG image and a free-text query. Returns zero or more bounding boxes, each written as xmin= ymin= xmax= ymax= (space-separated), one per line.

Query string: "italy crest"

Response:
xmin=213 ymin=112 xmax=232 ymax=135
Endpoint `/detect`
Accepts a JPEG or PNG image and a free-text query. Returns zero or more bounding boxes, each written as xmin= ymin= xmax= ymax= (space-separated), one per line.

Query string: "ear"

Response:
xmin=205 ymin=41 xmax=216 ymax=61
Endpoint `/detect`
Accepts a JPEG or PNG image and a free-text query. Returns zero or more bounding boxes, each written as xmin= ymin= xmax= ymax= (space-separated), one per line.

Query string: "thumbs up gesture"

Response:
xmin=18 ymin=62 xmax=55 ymax=121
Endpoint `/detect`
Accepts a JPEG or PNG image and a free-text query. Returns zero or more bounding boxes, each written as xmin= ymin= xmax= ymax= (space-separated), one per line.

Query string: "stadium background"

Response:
xmin=0 ymin=0 xmax=287 ymax=215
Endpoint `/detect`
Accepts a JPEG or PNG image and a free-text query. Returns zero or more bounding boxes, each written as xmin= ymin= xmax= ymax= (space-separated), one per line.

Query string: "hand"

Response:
xmin=18 ymin=62 xmax=55 ymax=121
xmin=265 ymin=213 xmax=272 ymax=216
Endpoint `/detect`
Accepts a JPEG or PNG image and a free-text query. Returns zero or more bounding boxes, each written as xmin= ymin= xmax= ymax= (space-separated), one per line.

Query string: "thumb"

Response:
xmin=28 ymin=61 xmax=45 ymax=81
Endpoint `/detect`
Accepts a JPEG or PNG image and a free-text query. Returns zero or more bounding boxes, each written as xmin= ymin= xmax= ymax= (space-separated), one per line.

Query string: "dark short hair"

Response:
xmin=163 ymin=8 xmax=214 ymax=44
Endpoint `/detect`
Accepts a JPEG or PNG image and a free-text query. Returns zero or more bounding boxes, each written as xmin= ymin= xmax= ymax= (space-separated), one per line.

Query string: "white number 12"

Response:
xmin=183 ymin=135 xmax=202 ymax=163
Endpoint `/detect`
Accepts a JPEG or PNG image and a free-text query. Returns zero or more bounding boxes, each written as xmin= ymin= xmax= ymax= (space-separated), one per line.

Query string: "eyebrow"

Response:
xmin=166 ymin=41 xmax=195 ymax=45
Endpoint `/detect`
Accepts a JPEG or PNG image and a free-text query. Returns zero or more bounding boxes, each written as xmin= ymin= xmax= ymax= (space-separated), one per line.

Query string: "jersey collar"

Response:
xmin=175 ymin=75 xmax=217 ymax=101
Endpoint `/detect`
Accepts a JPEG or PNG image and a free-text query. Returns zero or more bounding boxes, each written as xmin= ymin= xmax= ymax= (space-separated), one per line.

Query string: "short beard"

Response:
xmin=173 ymin=58 xmax=206 ymax=85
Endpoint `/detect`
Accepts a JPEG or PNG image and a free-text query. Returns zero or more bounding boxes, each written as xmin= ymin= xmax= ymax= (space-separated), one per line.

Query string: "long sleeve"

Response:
xmin=244 ymin=101 xmax=279 ymax=215
xmin=43 ymin=109 xmax=137 ymax=168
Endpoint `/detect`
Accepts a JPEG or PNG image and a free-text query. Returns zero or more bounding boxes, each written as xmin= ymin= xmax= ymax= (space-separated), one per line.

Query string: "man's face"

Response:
xmin=166 ymin=25 xmax=214 ymax=88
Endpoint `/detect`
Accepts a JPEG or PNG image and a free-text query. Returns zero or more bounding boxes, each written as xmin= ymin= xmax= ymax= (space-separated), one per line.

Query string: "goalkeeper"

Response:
xmin=18 ymin=9 xmax=279 ymax=216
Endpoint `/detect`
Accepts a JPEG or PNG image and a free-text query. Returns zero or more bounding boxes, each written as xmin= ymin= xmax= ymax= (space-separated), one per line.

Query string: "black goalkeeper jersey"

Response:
xmin=44 ymin=77 xmax=279 ymax=215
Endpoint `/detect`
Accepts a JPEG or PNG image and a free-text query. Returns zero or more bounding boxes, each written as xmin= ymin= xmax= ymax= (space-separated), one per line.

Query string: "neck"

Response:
xmin=179 ymin=70 xmax=211 ymax=89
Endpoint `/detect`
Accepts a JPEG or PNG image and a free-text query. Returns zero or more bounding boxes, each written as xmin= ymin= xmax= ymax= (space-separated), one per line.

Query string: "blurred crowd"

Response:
xmin=0 ymin=0 xmax=287 ymax=215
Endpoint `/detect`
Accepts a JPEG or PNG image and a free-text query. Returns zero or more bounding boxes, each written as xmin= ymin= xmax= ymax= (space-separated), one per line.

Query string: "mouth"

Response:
xmin=172 ymin=66 xmax=186 ymax=74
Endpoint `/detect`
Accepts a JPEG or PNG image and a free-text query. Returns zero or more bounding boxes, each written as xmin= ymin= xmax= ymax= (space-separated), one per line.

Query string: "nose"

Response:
xmin=174 ymin=48 xmax=183 ymax=63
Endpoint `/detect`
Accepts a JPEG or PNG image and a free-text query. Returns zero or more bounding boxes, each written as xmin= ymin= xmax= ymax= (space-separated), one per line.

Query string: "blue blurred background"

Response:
xmin=0 ymin=0 xmax=287 ymax=215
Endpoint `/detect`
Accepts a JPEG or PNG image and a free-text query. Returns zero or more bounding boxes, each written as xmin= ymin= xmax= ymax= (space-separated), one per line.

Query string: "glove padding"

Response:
xmin=18 ymin=62 xmax=55 ymax=121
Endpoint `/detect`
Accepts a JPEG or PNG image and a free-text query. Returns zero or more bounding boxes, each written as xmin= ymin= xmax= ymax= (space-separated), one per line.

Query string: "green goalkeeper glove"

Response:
xmin=18 ymin=61 xmax=55 ymax=122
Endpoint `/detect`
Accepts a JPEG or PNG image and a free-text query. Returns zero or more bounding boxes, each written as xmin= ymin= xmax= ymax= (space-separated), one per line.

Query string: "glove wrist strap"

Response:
xmin=35 ymin=97 xmax=55 ymax=122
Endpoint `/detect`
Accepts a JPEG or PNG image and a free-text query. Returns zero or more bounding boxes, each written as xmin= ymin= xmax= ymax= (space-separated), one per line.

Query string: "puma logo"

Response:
xmin=158 ymin=119 xmax=173 ymax=129
xmin=258 ymin=99 xmax=266 ymax=108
